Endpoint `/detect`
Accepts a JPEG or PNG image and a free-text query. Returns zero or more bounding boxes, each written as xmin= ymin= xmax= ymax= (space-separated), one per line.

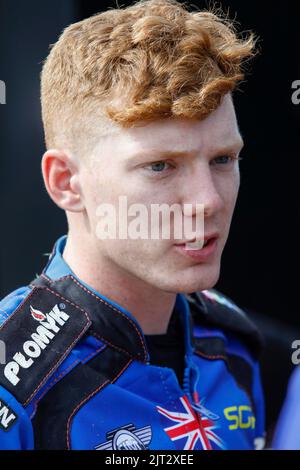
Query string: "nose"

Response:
xmin=181 ymin=163 xmax=224 ymax=218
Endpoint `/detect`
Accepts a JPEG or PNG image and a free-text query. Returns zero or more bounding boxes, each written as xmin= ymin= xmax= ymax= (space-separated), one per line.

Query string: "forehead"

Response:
xmin=90 ymin=94 xmax=243 ymax=164
xmin=115 ymin=94 xmax=242 ymax=157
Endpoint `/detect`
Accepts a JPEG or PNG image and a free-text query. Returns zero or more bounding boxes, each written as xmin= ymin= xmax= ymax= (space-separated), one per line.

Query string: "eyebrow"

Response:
xmin=127 ymin=139 xmax=244 ymax=161
xmin=129 ymin=149 xmax=192 ymax=160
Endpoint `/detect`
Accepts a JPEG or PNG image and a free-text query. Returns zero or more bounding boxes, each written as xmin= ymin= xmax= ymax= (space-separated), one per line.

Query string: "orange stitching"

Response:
xmin=69 ymin=276 xmax=147 ymax=360
xmin=66 ymin=380 xmax=110 ymax=449
xmin=194 ymin=350 xmax=227 ymax=361
xmin=81 ymin=344 xmax=106 ymax=364
xmin=41 ymin=274 xmax=147 ymax=362
xmin=0 ymin=284 xmax=89 ymax=331
xmin=35 ymin=359 xmax=80 ymax=403
xmin=23 ymin=286 xmax=91 ymax=406
xmin=66 ymin=358 xmax=132 ymax=449
xmin=34 ymin=344 xmax=106 ymax=404
xmin=24 ymin=319 xmax=90 ymax=406
xmin=111 ymin=359 xmax=133 ymax=384
xmin=91 ymin=331 xmax=133 ymax=359
xmin=194 ymin=349 xmax=255 ymax=411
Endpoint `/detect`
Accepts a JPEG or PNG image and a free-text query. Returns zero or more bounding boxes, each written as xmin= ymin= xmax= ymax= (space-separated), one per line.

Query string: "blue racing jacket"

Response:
xmin=0 ymin=236 xmax=265 ymax=450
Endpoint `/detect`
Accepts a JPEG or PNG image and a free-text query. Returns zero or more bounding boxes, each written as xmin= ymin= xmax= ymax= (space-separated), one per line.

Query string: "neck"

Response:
xmin=62 ymin=234 xmax=177 ymax=334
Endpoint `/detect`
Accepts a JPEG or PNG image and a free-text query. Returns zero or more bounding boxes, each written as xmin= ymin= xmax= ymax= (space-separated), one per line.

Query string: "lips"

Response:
xmin=175 ymin=233 xmax=219 ymax=251
xmin=174 ymin=235 xmax=219 ymax=261
xmin=185 ymin=239 xmax=205 ymax=250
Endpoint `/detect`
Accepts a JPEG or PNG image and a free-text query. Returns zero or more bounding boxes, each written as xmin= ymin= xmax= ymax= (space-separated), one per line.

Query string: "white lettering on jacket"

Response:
xmin=4 ymin=305 xmax=70 ymax=386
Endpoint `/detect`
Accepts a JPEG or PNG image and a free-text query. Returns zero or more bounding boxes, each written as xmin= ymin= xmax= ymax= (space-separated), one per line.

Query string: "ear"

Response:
xmin=41 ymin=149 xmax=84 ymax=212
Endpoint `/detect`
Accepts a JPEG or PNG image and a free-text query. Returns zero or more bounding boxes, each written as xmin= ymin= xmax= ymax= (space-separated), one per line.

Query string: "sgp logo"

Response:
xmin=291 ymin=340 xmax=300 ymax=365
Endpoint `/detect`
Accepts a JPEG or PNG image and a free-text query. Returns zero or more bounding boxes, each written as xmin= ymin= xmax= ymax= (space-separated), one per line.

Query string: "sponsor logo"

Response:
xmin=157 ymin=395 xmax=225 ymax=450
xmin=0 ymin=399 xmax=18 ymax=431
xmin=30 ymin=306 xmax=47 ymax=322
xmin=224 ymin=405 xmax=256 ymax=430
xmin=3 ymin=304 xmax=70 ymax=386
xmin=95 ymin=423 xmax=152 ymax=450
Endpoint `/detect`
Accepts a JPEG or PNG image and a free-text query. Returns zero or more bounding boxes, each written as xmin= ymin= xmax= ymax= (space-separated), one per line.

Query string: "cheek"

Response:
xmin=231 ymin=171 xmax=241 ymax=205
xmin=221 ymin=171 xmax=240 ymax=212
xmin=81 ymin=168 xmax=115 ymax=209
xmin=102 ymin=239 xmax=168 ymax=277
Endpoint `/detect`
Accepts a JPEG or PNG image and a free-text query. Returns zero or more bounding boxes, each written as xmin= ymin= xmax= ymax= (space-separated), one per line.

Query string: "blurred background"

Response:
xmin=0 ymin=0 xmax=299 ymax=443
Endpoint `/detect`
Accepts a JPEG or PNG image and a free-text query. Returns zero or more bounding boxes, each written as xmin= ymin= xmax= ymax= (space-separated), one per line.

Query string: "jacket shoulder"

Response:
xmin=0 ymin=283 xmax=91 ymax=407
xmin=186 ymin=288 xmax=264 ymax=359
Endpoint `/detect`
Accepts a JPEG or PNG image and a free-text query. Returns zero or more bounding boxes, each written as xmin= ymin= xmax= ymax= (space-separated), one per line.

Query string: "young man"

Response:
xmin=0 ymin=0 xmax=265 ymax=450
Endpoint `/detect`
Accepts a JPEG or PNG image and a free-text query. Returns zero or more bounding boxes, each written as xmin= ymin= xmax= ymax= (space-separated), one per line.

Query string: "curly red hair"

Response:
xmin=41 ymin=0 xmax=256 ymax=155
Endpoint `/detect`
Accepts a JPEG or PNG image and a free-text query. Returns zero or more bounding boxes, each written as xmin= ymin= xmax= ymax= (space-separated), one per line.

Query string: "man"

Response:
xmin=0 ymin=0 xmax=265 ymax=450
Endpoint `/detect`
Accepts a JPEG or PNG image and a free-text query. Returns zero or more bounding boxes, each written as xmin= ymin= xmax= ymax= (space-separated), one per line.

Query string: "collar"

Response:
xmin=41 ymin=236 xmax=194 ymax=364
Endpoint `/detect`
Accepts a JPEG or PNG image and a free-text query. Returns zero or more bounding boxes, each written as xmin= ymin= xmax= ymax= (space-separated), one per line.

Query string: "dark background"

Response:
xmin=0 ymin=0 xmax=299 ymax=438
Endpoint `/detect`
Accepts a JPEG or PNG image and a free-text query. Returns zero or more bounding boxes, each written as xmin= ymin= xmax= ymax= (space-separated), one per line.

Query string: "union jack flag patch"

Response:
xmin=157 ymin=396 xmax=225 ymax=450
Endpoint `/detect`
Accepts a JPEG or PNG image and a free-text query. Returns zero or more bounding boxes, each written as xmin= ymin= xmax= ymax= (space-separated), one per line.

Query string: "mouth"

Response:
xmin=185 ymin=239 xmax=208 ymax=250
xmin=175 ymin=234 xmax=219 ymax=251
xmin=173 ymin=235 xmax=219 ymax=261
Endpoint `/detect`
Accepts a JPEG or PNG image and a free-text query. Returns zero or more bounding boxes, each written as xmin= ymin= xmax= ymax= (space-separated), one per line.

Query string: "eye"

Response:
xmin=141 ymin=159 xmax=175 ymax=178
xmin=211 ymin=155 xmax=242 ymax=166
xmin=148 ymin=161 xmax=171 ymax=172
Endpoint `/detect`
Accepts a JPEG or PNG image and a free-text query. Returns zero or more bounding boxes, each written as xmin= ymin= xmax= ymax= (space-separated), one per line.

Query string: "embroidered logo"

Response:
xmin=95 ymin=423 xmax=152 ymax=450
xmin=30 ymin=306 xmax=47 ymax=322
xmin=4 ymin=304 xmax=70 ymax=386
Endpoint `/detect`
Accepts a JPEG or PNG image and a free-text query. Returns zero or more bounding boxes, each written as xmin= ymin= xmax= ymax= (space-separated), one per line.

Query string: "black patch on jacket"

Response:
xmin=0 ymin=398 xmax=18 ymax=431
xmin=0 ymin=286 xmax=91 ymax=406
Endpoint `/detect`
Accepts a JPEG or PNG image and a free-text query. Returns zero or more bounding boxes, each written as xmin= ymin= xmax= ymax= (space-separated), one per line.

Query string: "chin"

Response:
xmin=159 ymin=263 xmax=221 ymax=294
